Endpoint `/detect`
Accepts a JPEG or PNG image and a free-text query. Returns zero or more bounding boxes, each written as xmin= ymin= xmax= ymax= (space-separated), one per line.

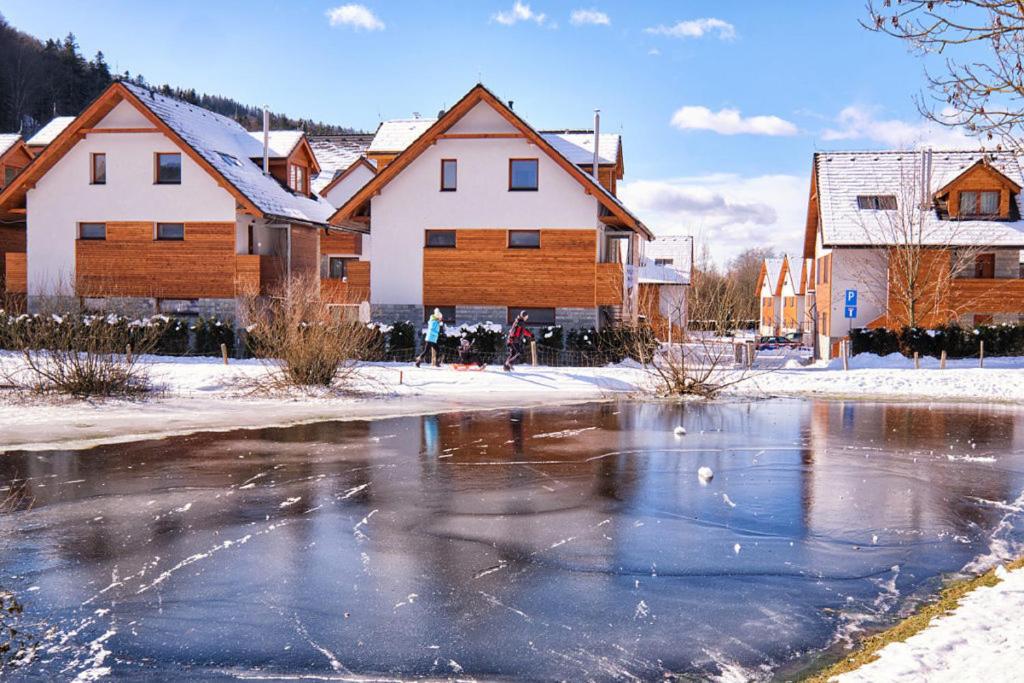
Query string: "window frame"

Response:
xmin=156 ymin=222 xmax=185 ymax=241
xmin=79 ymin=222 xmax=107 ymax=241
xmin=960 ymin=190 xmax=1000 ymax=217
xmin=856 ymin=195 xmax=897 ymax=210
xmin=424 ymin=229 xmax=457 ymax=248
xmin=90 ymin=153 xmax=106 ymax=185
xmin=974 ymin=252 xmax=996 ymax=279
xmin=508 ymin=158 xmax=539 ymax=192
xmin=440 ymin=159 xmax=457 ymax=192
xmin=154 ymin=152 xmax=182 ymax=185
xmin=507 ymin=307 xmax=555 ymax=326
xmin=507 ymin=229 xmax=541 ymax=249
xmin=327 ymin=256 xmax=355 ymax=280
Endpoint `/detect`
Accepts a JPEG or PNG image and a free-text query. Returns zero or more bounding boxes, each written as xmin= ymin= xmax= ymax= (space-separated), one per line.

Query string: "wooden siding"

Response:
xmin=783 ymin=296 xmax=799 ymax=328
xmin=423 ymin=229 xmax=599 ymax=308
xmin=322 ymin=261 xmax=370 ymax=304
xmin=949 ymin=278 xmax=1024 ymax=315
xmin=595 ymin=262 xmax=624 ymax=306
xmin=76 ymin=221 xmax=237 ymax=298
xmin=0 ymin=225 xmax=26 ymax=289
xmin=4 ymin=252 xmax=26 ymax=293
xmin=234 ymin=254 xmax=283 ymax=296
xmin=321 ymin=231 xmax=362 ymax=255
xmin=289 ymin=224 xmax=320 ymax=280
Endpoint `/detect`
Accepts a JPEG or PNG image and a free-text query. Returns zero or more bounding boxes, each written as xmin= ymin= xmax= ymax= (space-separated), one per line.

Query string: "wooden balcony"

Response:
xmin=595 ymin=262 xmax=624 ymax=306
xmin=321 ymin=261 xmax=371 ymax=305
xmin=950 ymin=277 xmax=1024 ymax=314
xmin=3 ymin=252 xmax=26 ymax=294
xmin=234 ymin=254 xmax=283 ymax=297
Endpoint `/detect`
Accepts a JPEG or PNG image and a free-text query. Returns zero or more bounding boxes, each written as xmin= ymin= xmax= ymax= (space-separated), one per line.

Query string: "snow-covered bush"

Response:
xmin=537 ymin=325 xmax=563 ymax=350
xmin=850 ymin=323 xmax=1024 ymax=358
xmin=191 ymin=316 xmax=235 ymax=357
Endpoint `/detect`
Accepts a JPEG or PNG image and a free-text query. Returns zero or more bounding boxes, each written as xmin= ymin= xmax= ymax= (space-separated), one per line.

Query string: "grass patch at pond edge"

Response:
xmin=805 ymin=555 xmax=1024 ymax=681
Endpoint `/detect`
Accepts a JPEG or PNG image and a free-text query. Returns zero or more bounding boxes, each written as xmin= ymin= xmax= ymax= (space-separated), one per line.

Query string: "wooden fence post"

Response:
xmin=914 ymin=351 xmax=920 ymax=369
xmin=430 ymin=346 xmax=437 ymax=367
xmin=980 ymin=341 xmax=985 ymax=368
xmin=940 ymin=349 xmax=947 ymax=369
xmin=125 ymin=344 xmax=132 ymax=364
xmin=745 ymin=340 xmax=755 ymax=368
xmin=221 ymin=343 xmax=229 ymax=365
xmin=841 ymin=341 xmax=849 ymax=371
xmin=530 ymin=340 xmax=538 ymax=366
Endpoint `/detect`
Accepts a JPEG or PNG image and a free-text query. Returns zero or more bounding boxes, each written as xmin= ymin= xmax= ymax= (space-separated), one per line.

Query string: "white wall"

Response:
xmin=322 ymin=163 xmax=375 ymax=208
xmin=26 ymin=101 xmax=237 ymax=295
xmin=369 ymin=101 xmax=601 ymax=305
xmin=828 ymin=248 xmax=888 ymax=336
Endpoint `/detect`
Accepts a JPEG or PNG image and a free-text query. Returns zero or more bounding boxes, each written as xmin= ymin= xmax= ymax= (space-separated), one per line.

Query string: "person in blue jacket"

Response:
xmin=415 ymin=308 xmax=444 ymax=367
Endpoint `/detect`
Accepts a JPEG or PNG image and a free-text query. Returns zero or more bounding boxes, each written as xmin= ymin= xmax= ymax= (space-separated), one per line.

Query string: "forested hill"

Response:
xmin=0 ymin=15 xmax=359 ymax=136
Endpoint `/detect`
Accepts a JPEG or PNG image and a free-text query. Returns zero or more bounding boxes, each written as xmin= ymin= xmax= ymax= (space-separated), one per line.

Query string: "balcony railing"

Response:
xmin=234 ymin=254 xmax=282 ymax=297
xmin=949 ymin=277 xmax=1024 ymax=314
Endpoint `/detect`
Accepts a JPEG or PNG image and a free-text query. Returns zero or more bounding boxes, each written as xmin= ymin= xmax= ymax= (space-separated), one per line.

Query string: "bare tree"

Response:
xmin=865 ymin=0 xmax=1024 ymax=148
xmin=728 ymin=246 xmax=777 ymax=324
xmin=848 ymin=160 xmax=992 ymax=329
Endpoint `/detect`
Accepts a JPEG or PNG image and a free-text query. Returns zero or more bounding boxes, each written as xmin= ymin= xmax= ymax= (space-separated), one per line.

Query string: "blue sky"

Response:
xmin=2 ymin=1 xmax=978 ymax=262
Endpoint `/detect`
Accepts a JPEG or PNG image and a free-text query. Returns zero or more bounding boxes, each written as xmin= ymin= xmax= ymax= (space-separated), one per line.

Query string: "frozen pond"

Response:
xmin=2 ymin=400 xmax=1024 ymax=680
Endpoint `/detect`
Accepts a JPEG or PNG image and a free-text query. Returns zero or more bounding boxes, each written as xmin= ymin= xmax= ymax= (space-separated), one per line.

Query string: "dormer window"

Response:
xmin=856 ymin=195 xmax=897 ymax=210
xmin=289 ymin=165 xmax=307 ymax=194
xmin=960 ymin=190 xmax=1000 ymax=217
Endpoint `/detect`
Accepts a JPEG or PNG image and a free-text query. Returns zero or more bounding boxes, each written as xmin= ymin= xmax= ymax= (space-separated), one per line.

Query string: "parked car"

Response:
xmin=756 ymin=335 xmax=801 ymax=350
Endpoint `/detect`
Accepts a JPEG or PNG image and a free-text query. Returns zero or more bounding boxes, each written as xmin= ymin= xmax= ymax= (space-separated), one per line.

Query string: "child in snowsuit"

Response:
xmin=504 ymin=311 xmax=534 ymax=371
xmin=458 ymin=338 xmax=486 ymax=368
xmin=415 ymin=309 xmax=444 ymax=367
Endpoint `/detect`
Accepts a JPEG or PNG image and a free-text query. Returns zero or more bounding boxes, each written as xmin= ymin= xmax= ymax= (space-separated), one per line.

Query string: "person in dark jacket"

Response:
xmin=504 ymin=311 xmax=534 ymax=371
xmin=458 ymin=338 xmax=486 ymax=368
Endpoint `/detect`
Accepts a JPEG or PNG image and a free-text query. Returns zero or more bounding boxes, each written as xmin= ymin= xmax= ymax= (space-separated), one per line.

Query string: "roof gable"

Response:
xmin=329 ymin=84 xmax=650 ymax=238
xmin=319 ymin=156 xmax=376 ymax=200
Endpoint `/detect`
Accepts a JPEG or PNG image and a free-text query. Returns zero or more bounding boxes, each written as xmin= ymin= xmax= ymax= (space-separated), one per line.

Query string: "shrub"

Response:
xmin=191 ymin=317 xmax=234 ymax=356
xmin=151 ymin=316 xmax=190 ymax=355
xmin=537 ymin=324 xmax=563 ymax=350
xmin=386 ymin=321 xmax=416 ymax=354
xmin=462 ymin=323 xmax=505 ymax=355
xmin=851 ymin=322 xmax=1024 ymax=358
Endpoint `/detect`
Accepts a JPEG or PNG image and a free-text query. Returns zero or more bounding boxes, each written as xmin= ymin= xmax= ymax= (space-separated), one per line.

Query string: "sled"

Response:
xmin=451 ymin=363 xmax=486 ymax=371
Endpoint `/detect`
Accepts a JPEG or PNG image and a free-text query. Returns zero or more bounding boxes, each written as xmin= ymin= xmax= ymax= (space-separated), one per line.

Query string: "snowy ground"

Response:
xmin=4 ymin=350 xmax=1024 ymax=452
xmin=835 ymin=562 xmax=1024 ymax=682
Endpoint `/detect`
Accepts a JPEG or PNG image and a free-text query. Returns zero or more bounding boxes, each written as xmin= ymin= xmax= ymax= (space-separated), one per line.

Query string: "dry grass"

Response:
xmin=805 ymin=555 xmax=1024 ymax=682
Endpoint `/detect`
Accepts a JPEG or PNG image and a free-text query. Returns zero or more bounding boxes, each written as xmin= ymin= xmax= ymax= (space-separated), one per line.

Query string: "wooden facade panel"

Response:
xmin=0 ymin=225 xmax=26 ymax=288
xmin=783 ymin=296 xmax=798 ymax=328
xmin=321 ymin=231 xmax=362 ymax=255
xmin=290 ymin=224 xmax=319 ymax=280
xmin=4 ymin=252 xmax=26 ymax=293
xmin=595 ymin=262 xmax=623 ymax=306
xmin=423 ymin=229 xmax=597 ymax=308
xmin=950 ymin=279 xmax=1024 ymax=315
xmin=76 ymin=221 xmax=237 ymax=298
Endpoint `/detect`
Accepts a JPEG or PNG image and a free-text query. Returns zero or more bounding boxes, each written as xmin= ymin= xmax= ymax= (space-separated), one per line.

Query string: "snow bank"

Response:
xmin=835 ymin=563 xmax=1024 ymax=682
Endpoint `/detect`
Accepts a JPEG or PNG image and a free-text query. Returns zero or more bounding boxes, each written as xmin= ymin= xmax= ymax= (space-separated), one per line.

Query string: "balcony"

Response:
xmin=234 ymin=254 xmax=282 ymax=297
xmin=949 ymin=277 xmax=1024 ymax=314
xmin=321 ymin=261 xmax=371 ymax=305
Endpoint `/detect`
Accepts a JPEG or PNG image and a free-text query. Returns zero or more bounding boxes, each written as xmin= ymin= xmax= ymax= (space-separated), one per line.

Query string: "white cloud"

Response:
xmin=494 ymin=2 xmax=547 ymax=26
xmin=648 ymin=47 xmax=661 ymax=56
xmin=325 ymin=4 xmax=385 ymax=31
xmin=821 ymin=105 xmax=978 ymax=149
xmin=570 ymin=8 xmax=610 ymax=26
xmin=620 ymin=174 xmax=807 ymax=264
xmin=645 ymin=18 xmax=736 ymax=40
xmin=670 ymin=106 xmax=798 ymax=136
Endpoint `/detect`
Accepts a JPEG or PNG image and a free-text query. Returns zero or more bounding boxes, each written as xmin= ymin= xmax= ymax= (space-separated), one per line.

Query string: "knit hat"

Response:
xmin=433 ymin=308 xmax=443 ymax=320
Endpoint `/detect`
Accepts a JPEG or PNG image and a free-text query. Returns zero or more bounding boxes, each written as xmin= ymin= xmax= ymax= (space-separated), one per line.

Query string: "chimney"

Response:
xmin=920 ymin=147 xmax=933 ymax=208
xmin=592 ymin=109 xmax=601 ymax=181
xmin=262 ymin=105 xmax=270 ymax=176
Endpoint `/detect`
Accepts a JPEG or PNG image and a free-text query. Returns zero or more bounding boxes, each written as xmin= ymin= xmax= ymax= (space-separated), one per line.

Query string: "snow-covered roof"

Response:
xmin=640 ymin=235 xmax=692 ymax=284
xmin=816 ymin=150 xmax=1024 ymax=247
xmin=246 ymin=130 xmax=305 ymax=158
xmin=122 ymin=82 xmax=334 ymax=225
xmin=309 ymin=134 xmax=375 ymax=193
xmin=0 ymin=134 xmax=21 ymax=158
xmin=369 ymin=118 xmax=437 ymax=153
xmin=540 ymin=131 xmax=620 ymax=166
xmin=26 ymin=116 xmax=75 ymax=147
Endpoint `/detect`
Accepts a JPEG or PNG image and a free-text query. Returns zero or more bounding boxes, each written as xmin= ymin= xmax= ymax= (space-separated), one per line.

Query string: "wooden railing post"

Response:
xmin=913 ymin=351 xmax=920 ymax=369
xmin=940 ymin=349 xmax=947 ymax=369
xmin=530 ymin=340 xmax=538 ymax=366
xmin=221 ymin=343 xmax=229 ymax=365
xmin=980 ymin=340 xmax=985 ymax=368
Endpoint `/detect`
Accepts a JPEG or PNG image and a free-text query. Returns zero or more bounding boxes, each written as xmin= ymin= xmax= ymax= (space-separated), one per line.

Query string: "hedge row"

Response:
xmin=850 ymin=324 xmax=1024 ymax=358
xmin=0 ymin=311 xmax=235 ymax=356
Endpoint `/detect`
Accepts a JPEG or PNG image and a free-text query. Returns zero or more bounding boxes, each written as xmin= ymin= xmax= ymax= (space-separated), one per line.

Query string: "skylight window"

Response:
xmin=856 ymin=195 xmax=897 ymax=210
xmin=217 ymin=151 xmax=242 ymax=167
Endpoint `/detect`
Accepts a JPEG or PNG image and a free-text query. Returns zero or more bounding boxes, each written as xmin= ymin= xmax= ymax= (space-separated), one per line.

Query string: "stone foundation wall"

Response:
xmin=557 ymin=307 xmax=598 ymax=330
xmin=371 ymin=304 xmax=422 ymax=325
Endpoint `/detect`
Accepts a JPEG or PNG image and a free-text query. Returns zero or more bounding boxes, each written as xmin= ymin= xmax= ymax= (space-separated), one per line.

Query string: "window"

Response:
xmin=441 ymin=159 xmax=457 ymax=191
xmin=425 ymin=229 xmax=456 ymax=248
xmin=290 ymin=165 xmax=307 ymax=194
xmin=975 ymin=253 xmax=996 ymax=279
xmin=507 ymin=307 xmax=555 ymax=326
xmin=90 ymin=153 xmax=106 ymax=185
xmin=424 ymin=306 xmax=456 ymax=323
xmin=508 ymin=230 xmax=540 ymax=248
xmin=509 ymin=159 xmax=538 ymax=191
xmin=79 ymin=223 xmax=106 ymax=240
xmin=155 ymin=153 xmax=181 ymax=184
xmin=3 ymin=166 xmax=16 ymax=187
xmin=156 ymin=223 xmax=185 ymax=241
xmin=654 ymin=258 xmax=674 ymax=266
xmin=856 ymin=195 xmax=897 ymax=210
xmin=960 ymin=190 xmax=1000 ymax=217
xmin=327 ymin=256 xmax=355 ymax=280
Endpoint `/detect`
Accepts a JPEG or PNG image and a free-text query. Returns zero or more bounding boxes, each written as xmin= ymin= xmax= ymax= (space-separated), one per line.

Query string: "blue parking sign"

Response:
xmin=845 ymin=305 xmax=857 ymax=319
xmin=845 ymin=289 xmax=857 ymax=306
